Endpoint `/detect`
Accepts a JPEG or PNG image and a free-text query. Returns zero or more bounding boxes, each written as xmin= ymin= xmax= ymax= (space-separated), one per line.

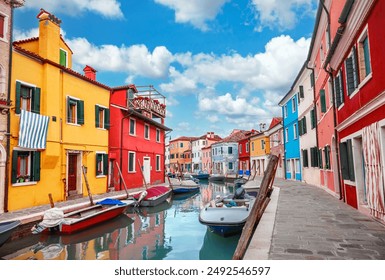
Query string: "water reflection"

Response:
xmin=1 ymin=182 xmax=240 ymax=260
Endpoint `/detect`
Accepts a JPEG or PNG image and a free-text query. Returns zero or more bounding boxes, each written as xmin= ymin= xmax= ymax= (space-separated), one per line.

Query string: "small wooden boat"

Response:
xmin=199 ymin=187 xmax=255 ymax=237
xmin=132 ymin=186 xmax=172 ymax=207
xmin=208 ymin=174 xmax=225 ymax=182
xmin=168 ymin=177 xmax=200 ymax=194
xmin=0 ymin=220 xmax=21 ymax=247
xmin=191 ymin=171 xmax=209 ymax=180
xmin=31 ymin=199 xmax=129 ymax=235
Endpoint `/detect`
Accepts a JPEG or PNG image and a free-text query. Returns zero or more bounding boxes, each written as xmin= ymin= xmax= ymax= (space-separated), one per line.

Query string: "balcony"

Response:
xmin=128 ymin=86 xmax=166 ymax=119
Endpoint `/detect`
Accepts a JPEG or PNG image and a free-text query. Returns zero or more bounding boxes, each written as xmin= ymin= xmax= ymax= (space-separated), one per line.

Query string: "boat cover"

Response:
xmin=96 ymin=198 xmax=126 ymax=205
xmin=31 ymin=208 xmax=64 ymax=234
xmin=133 ymin=186 xmax=170 ymax=200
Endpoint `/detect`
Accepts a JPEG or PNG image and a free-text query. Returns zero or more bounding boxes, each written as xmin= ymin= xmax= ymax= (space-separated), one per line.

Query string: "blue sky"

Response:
xmin=13 ymin=0 xmax=317 ymax=139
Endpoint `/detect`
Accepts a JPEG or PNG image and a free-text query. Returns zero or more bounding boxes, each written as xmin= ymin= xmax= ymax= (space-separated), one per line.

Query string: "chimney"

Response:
xmin=83 ymin=65 xmax=97 ymax=81
xmin=37 ymin=9 xmax=62 ymax=62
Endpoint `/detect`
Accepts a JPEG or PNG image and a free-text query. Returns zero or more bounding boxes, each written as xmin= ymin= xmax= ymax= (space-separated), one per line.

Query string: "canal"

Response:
xmin=0 ymin=181 xmax=241 ymax=260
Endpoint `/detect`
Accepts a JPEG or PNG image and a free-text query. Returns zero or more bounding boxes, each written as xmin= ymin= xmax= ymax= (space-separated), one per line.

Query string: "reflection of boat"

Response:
xmin=0 ymin=220 xmax=21 ymax=247
xmin=172 ymin=189 xmax=200 ymax=201
xmin=199 ymin=229 xmax=240 ymax=260
xmin=132 ymin=186 xmax=172 ymax=207
xmin=129 ymin=200 xmax=173 ymax=217
xmin=208 ymin=174 xmax=225 ymax=182
xmin=31 ymin=199 xmax=129 ymax=235
xmin=199 ymin=187 xmax=255 ymax=237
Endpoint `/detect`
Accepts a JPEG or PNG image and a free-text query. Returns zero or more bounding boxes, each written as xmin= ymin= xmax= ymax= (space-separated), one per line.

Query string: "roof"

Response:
xmin=268 ymin=117 xmax=282 ymax=130
xmin=215 ymin=129 xmax=251 ymax=144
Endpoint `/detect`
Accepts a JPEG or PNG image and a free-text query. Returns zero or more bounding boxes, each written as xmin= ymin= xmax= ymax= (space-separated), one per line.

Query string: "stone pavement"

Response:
xmin=246 ymin=177 xmax=385 ymax=260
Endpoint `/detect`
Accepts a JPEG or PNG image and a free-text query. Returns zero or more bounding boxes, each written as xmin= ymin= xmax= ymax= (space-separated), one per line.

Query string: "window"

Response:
xmin=15 ymin=82 xmax=41 ymax=114
xmin=318 ymin=148 xmax=323 ymax=169
xmin=320 ymin=89 xmax=327 ymax=113
xmin=345 ymin=47 xmax=359 ymax=95
xmin=293 ymin=123 xmax=298 ymax=139
xmin=261 ymin=140 xmax=265 ymax=150
xmin=239 ymin=144 xmax=242 ymax=154
xmin=285 ymin=128 xmax=289 ymax=143
xmin=284 ymin=105 xmax=288 ymax=118
xmin=228 ymin=147 xmax=233 ymax=154
xmin=299 ymin=85 xmax=304 ymax=99
xmin=95 ymin=105 xmax=110 ymax=129
xmin=292 ymin=97 xmax=296 ymax=112
xmin=251 ymin=142 xmax=255 ymax=151
xmin=67 ymin=97 xmax=84 ymax=125
xmin=286 ymin=160 xmax=291 ymax=173
xmin=324 ymin=146 xmax=331 ymax=170
xmin=60 ymin=49 xmax=67 ymax=67
xmin=0 ymin=14 xmax=6 ymax=39
xmin=144 ymin=124 xmax=150 ymax=139
xmin=128 ymin=152 xmax=136 ymax=172
xmin=295 ymin=159 xmax=300 ymax=174
xmin=299 ymin=116 xmax=307 ymax=136
xmin=339 ymin=140 xmax=355 ymax=181
xmin=358 ymin=31 xmax=371 ymax=81
xmin=156 ymin=155 xmax=161 ymax=171
xmin=228 ymin=162 xmax=233 ymax=170
xmin=334 ymin=70 xmax=345 ymax=107
xmin=129 ymin=118 xmax=136 ymax=135
xmin=180 ymin=143 xmax=184 ymax=148
xmin=96 ymin=153 xmax=108 ymax=176
xmin=302 ymin=149 xmax=309 ymax=168
xmin=310 ymin=147 xmax=319 ymax=167
xmin=246 ymin=142 xmax=249 ymax=153
xmin=156 ymin=129 xmax=160 ymax=142
xmin=11 ymin=150 xmax=41 ymax=184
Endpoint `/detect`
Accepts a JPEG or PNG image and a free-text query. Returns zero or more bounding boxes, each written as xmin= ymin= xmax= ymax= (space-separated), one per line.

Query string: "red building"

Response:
xmin=109 ymin=85 xmax=171 ymax=190
xmin=238 ymin=130 xmax=257 ymax=175
xmin=327 ymin=0 xmax=385 ymax=223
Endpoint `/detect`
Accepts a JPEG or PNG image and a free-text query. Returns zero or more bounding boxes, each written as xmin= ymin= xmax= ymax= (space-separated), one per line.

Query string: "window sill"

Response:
xmin=343 ymin=179 xmax=356 ymax=186
xmin=12 ymin=181 xmax=37 ymax=187
xmin=96 ymin=175 xmax=106 ymax=178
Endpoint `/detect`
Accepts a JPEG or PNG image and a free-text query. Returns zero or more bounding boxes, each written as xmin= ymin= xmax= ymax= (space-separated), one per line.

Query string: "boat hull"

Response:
xmin=172 ymin=186 xmax=200 ymax=194
xmin=0 ymin=220 xmax=21 ymax=247
xmin=134 ymin=186 xmax=172 ymax=207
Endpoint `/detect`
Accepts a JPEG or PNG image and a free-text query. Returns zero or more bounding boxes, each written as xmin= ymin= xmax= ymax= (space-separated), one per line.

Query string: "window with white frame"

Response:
xmin=144 ymin=124 xmax=150 ymax=139
xmin=284 ymin=105 xmax=288 ymax=118
xmin=292 ymin=97 xmax=296 ymax=112
xmin=95 ymin=105 xmax=110 ymax=129
xmin=156 ymin=155 xmax=161 ymax=171
xmin=293 ymin=123 xmax=298 ymax=139
xmin=128 ymin=152 xmax=136 ymax=172
xmin=345 ymin=47 xmax=359 ymax=96
xmin=96 ymin=153 xmax=108 ymax=176
xmin=285 ymin=128 xmax=289 ymax=143
xmin=67 ymin=96 xmax=84 ymax=125
xmin=11 ymin=150 xmax=41 ymax=184
xmin=357 ymin=29 xmax=372 ymax=81
xmin=0 ymin=13 xmax=7 ymax=40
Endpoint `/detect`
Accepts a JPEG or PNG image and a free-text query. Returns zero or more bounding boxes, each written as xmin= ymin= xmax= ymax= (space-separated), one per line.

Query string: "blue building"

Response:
xmin=279 ymin=79 xmax=302 ymax=181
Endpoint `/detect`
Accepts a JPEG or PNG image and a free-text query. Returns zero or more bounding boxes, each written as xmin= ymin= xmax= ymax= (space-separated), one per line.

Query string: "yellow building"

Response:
xmin=7 ymin=10 xmax=110 ymax=211
xmin=249 ymin=131 xmax=270 ymax=176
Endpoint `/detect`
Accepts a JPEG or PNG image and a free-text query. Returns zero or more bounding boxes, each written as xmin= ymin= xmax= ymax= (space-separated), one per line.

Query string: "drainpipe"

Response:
xmin=4 ymin=5 xmax=15 ymax=213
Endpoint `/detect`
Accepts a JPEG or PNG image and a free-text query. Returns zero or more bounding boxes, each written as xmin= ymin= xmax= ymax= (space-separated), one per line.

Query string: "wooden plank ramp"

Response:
xmin=232 ymin=154 xmax=279 ymax=260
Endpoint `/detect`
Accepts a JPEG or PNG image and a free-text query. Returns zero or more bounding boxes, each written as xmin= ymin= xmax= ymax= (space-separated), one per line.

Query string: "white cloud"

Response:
xmin=23 ymin=0 xmax=123 ymax=18
xmin=154 ymin=0 xmax=229 ymax=31
xmin=66 ymin=38 xmax=173 ymax=79
xmin=251 ymin=0 xmax=315 ymax=31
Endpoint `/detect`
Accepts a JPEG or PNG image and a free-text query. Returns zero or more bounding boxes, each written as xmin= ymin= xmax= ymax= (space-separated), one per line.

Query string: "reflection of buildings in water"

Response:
xmin=117 ymin=211 xmax=171 ymax=260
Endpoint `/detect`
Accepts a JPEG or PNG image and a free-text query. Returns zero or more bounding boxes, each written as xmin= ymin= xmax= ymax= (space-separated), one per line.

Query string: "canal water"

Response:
xmin=0 ymin=181 xmax=241 ymax=260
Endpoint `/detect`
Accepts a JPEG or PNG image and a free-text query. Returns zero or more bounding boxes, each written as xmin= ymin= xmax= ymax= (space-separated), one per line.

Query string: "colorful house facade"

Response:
xmin=8 ymin=10 xmax=111 ymax=210
xmin=327 ymin=0 xmax=385 ymax=221
xmin=279 ymin=85 xmax=301 ymax=181
xmin=109 ymin=85 xmax=171 ymax=190
xmin=249 ymin=130 xmax=270 ymax=177
xmin=191 ymin=132 xmax=221 ymax=173
xmin=265 ymin=117 xmax=284 ymax=178
xmin=169 ymin=136 xmax=196 ymax=174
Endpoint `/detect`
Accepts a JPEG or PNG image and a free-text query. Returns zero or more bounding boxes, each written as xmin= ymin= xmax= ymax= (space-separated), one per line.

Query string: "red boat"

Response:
xmin=132 ymin=186 xmax=172 ymax=207
xmin=32 ymin=199 xmax=129 ymax=235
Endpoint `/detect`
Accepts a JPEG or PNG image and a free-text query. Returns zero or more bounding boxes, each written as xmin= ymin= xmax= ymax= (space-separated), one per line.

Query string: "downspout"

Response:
xmin=4 ymin=5 xmax=15 ymax=213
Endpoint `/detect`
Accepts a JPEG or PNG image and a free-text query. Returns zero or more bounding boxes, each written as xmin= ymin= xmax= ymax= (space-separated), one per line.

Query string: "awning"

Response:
xmin=18 ymin=109 xmax=50 ymax=149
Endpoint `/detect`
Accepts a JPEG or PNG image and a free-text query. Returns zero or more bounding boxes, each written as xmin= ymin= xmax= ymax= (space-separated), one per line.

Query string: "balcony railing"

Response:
xmin=132 ymin=97 xmax=166 ymax=118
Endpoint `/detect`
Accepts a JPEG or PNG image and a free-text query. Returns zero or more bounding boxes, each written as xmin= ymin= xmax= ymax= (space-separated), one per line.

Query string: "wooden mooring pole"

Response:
xmin=232 ymin=154 xmax=279 ymax=260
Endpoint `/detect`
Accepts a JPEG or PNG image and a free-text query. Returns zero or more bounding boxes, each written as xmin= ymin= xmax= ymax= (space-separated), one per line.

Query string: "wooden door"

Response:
xmin=68 ymin=153 xmax=78 ymax=192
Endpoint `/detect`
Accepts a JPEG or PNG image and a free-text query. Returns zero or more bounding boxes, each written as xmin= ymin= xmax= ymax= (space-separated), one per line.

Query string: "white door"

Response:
xmin=143 ymin=157 xmax=151 ymax=184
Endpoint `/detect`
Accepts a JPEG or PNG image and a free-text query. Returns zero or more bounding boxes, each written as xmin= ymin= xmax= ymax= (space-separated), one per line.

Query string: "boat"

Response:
xmin=208 ymin=174 xmax=225 ymax=182
xmin=199 ymin=187 xmax=255 ymax=237
xmin=191 ymin=171 xmax=209 ymax=180
xmin=0 ymin=220 xmax=21 ymax=247
xmin=132 ymin=186 xmax=172 ymax=207
xmin=182 ymin=173 xmax=200 ymax=183
xmin=168 ymin=177 xmax=200 ymax=194
xmin=31 ymin=198 xmax=129 ymax=235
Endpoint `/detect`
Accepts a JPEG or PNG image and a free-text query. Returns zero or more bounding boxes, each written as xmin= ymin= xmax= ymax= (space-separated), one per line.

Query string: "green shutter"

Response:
xmin=67 ymin=97 xmax=71 ymax=122
xmin=32 ymin=87 xmax=41 ymax=114
xmin=11 ymin=150 xmax=18 ymax=184
xmin=339 ymin=142 xmax=349 ymax=180
xmin=303 ymin=116 xmax=307 ymax=134
xmin=95 ymin=105 xmax=100 ymax=128
xmin=32 ymin=151 xmax=41 ymax=181
xmin=104 ymin=109 xmax=110 ymax=129
xmin=310 ymin=109 xmax=316 ymax=129
xmin=77 ymin=100 xmax=84 ymax=125
xmin=346 ymin=56 xmax=355 ymax=95
xmin=298 ymin=119 xmax=303 ymax=136
xmin=103 ymin=154 xmax=108 ymax=175
xmin=318 ymin=148 xmax=323 ymax=169
xmin=310 ymin=72 xmax=315 ymax=88
xmin=363 ymin=37 xmax=371 ymax=76
xmin=15 ymin=81 xmax=21 ymax=114
xmin=320 ymin=89 xmax=326 ymax=113
xmin=299 ymin=85 xmax=304 ymax=98
xmin=335 ymin=74 xmax=342 ymax=107
xmin=60 ymin=49 xmax=67 ymax=67
xmin=96 ymin=154 xmax=101 ymax=176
